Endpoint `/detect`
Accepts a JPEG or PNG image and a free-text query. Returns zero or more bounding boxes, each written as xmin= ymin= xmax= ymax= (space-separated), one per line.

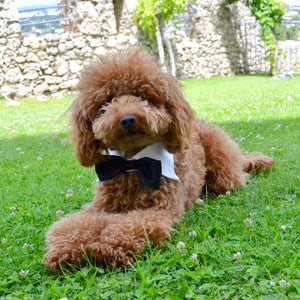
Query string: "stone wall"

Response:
xmin=174 ymin=0 xmax=261 ymax=78
xmin=0 ymin=0 xmax=266 ymax=99
xmin=0 ymin=0 xmax=141 ymax=99
xmin=0 ymin=0 xmax=22 ymax=97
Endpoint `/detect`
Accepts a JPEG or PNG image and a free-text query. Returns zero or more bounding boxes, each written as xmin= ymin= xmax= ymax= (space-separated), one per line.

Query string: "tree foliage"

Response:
xmin=134 ymin=0 xmax=187 ymax=37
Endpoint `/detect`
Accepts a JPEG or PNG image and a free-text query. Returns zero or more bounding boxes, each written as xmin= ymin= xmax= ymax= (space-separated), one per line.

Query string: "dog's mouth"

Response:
xmin=119 ymin=130 xmax=145 ymax=139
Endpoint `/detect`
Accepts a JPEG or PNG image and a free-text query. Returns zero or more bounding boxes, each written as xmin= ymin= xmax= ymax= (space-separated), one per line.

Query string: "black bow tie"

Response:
xmin=95 ymin=156 xmax=162 ymax=190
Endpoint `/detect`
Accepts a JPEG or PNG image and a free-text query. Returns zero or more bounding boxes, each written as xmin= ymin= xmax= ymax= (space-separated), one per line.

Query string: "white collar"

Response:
xmin=108 ymin=142 xmax=179 ymax=181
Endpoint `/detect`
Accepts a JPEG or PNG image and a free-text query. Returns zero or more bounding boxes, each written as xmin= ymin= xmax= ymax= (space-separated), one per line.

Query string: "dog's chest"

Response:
xmin=96 ymin=173 xmax=165 ymax=213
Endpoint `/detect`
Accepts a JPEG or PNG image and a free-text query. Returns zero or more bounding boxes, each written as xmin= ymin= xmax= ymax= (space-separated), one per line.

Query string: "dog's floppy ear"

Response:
xmin=71 ymin=95 xmax=105 ymax=167
xmin=161 ymin=73 xmax=195 ymax=153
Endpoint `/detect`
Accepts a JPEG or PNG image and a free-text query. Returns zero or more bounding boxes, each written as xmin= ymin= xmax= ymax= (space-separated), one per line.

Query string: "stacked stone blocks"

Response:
xmin=0 ymin=0 xmax=267 ymax=99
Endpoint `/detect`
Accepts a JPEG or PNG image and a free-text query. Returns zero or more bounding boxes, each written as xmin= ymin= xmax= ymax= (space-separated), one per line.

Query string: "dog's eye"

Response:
xmin=97 ymin=108 xmax=106 ymax=116
xmin=148 ymin=101 xmax=162 ymax=108
xmin=96 ymin=99 xmax=113 ymax=116
xmin=137 ymin=96 xmax=161 ymax=108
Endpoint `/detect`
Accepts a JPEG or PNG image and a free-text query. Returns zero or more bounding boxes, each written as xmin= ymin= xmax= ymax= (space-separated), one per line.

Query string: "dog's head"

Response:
xmin=71 ymin=49 xmax=195 ymax=167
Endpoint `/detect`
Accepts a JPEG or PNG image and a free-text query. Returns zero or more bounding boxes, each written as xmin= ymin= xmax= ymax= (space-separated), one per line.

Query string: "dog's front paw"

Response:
xmin=87 ymin=242 xmax=135 ymax=269
xmin=44 ymin=245 xmax=86 ymax=271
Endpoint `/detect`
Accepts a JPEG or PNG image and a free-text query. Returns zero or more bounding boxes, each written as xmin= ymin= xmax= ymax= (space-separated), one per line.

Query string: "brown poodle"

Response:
xmin=45 ymin=49 xmax=275 ymax=271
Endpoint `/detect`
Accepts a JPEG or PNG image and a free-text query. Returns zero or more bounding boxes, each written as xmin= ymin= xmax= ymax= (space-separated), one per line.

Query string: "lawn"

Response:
xmin=0 ymin=75 xmax=299 ymax=299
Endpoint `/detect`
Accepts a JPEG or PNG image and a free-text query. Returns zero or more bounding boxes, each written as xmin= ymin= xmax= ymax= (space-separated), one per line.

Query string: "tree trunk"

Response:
xmin=159 ymin=18 xmax=177 ymax=78
xmin=155 ymin=16 xmax=167 ymax=73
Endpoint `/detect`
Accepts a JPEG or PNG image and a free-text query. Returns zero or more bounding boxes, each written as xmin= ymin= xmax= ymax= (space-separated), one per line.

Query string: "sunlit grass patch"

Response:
xmin=0 ymin=76 xmax=299 ymax=299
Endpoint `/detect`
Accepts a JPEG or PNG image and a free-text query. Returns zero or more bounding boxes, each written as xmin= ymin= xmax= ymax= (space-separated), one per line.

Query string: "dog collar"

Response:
xmin=108 ymin=142 xmax=179 ymax=181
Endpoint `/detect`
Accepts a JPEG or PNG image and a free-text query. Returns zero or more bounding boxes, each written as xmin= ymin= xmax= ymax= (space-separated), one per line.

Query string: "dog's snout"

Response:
xmin=120 ymin=115 xmax=137 ymax=131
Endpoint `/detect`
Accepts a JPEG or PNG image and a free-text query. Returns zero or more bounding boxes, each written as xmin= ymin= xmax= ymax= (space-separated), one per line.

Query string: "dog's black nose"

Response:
xmin=120 ymin=115 xmax=137 ymax=131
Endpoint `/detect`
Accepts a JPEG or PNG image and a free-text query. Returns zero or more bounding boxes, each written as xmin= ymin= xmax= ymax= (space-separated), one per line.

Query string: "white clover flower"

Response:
xmin=274 ymin=124 xmax=281 ymax=131
xmin=0 ymin=151 xmax=4 ymax=154
xmin=20 ymin=151 xmax=24 ymax=155
xmin=244 ymin=218 xmax=254 ymax=227
xmin=240 ymin=137 xmax=245 ymax=142
xmin=11 ymin=130 xmax=16 ymax=135
xmin=19 ymin=269 xmax=29 ymax=276
xmin=176 ymin=241 xmax=186 ymax=251
xmin=191 ymin=253 xmax=198 ymax=261
xmin=9 ymin=206 xmax=16 ymax=212
xmin=270 ymin=281 xmax=275 ymax=287
xmin=250 ymin=211 xmax=256 ymax=217
xmin=270 ymin=147 xmax=275 ymax=151
xmin=41 ymin=136 xmax=48 ymax=140
xmin=56 ymin=210 xmax=64 ymax=218
xmin=195 ymin=198 xmax=204 ymax=205
xmin=189 ymin=230 xmax=197 ymax=237
xmin=66 ymin=189 xmax=74 ymax=199
xmin=23 ymin=243 xmax=33 ymax=250
xmin=225 ymin=191 xmax=231 ymax=195
xmin=255 ymin=134 xmax=264 ymax=140
xmin=16 ymin=147 xmax=21 ymax=151
xmin=58 ymin=298 xmax=68 ymax=300
xmin=1 ymin=238 xmax=7 ymax=245
xmin=233 ymin=251 xmax=242 ymax=261
xmin=279 ymin=279 xmax=290 ymax=289
xmin=10 ymin=212 xmax=16 ymax=217
xmin=37 ymin=157 xmax=43 ymax=161
xmin=281 ymin=225 xmax=286 ymax=231
xmin=59 ymin=138 xmax=67 ymax=145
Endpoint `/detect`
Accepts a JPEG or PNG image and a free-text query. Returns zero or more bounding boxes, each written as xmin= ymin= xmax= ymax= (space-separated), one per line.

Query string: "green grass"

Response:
xmin=0 ymin=75 xmax=299 ymax=299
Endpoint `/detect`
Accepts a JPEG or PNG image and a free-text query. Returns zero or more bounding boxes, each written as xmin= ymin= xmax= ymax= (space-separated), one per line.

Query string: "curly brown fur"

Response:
xmin=45 ymin=48 xmax=275 ymax=271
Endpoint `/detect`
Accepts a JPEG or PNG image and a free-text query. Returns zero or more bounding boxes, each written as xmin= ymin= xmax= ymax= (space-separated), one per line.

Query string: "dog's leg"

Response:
xmin=86 ymin=203 xmax=185 ymax=269
xmin=44 ymin=211 xmax=112 ymax=271
xmin=197 ymin=120 xmax=274 ymax=195
xmin=45 ymin=203 xmax=184 ymax=271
